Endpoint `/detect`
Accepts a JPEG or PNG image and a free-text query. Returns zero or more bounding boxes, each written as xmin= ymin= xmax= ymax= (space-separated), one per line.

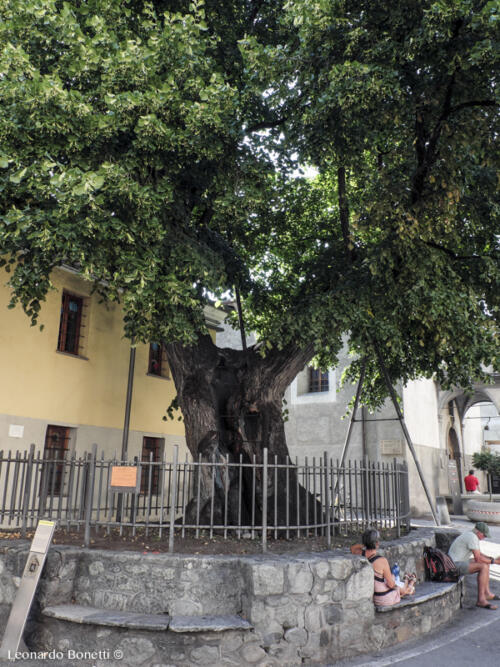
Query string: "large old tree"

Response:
xmin=1 ymin=0 xmax=498 ymax=523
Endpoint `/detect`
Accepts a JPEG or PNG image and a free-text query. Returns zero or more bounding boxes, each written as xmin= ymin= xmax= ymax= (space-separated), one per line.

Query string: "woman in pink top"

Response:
xmin=353 ymin=529 xmax=415 ymax=606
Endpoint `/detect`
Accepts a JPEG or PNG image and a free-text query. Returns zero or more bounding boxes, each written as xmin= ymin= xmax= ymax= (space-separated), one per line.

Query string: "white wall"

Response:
xmin=403 ymin=378 xmax=440 ymax=450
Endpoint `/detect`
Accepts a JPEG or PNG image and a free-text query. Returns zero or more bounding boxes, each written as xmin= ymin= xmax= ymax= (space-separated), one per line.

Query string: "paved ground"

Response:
xmin=338 ymin=515 xmax=500 ymax=667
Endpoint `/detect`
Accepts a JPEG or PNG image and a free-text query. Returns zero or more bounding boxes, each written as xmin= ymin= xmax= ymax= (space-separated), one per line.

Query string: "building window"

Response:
xmin=148 ymin=343 xmax=169 ymax=378
xmin=291 ymin=368 xmax=335 ymax=405
xmin=41 ymin=425 xmax=70 ymax=496
xmin=141 ymin=437 xmax=163 ymax=494
xmin=57 ymin=292 xmax=83 ymax=355
xmin=309 ymin=368 xmax=329 ymax=393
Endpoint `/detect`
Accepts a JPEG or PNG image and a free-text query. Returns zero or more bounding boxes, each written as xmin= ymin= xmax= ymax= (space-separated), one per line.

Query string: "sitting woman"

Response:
xmin=351 ymin=528 xmax=415 ymax=607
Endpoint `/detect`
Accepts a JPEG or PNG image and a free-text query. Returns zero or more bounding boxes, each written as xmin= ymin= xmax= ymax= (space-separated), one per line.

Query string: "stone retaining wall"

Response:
xmin=0 ymin=530 xmax=458 ymax=666
xmin=372 ymin=581 xmax=462 ymax=649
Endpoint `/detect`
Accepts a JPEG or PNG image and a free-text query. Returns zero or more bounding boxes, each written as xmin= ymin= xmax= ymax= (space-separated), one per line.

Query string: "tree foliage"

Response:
xmin=0 ymin=0 xmax=279 ymax=341
xmin=473 ymin=450 xmax=500 ymax=477
xmin=1 ymin=0 xmax=499 ymax=411
xmin=271 ymin=0 xmax=500 ymax=402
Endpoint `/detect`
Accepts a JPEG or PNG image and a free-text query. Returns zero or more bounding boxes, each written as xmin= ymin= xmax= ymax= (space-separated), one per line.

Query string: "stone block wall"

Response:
xmin=0 ymin=529 xmax=458 ymax=666
xmin=372 ymin=582 xmax=462 ymax=650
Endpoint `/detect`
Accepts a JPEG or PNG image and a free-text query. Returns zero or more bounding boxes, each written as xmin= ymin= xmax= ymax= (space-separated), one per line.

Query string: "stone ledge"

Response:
xmin=42 ymin=604 xmax=170 ymax=630
xmin=375 ymin=580 xmax=461 ymax=613
xmin=169 ymin=615 xmax=252 ymax=632
xmin=42 ymin=604 xmax=252 ymax=634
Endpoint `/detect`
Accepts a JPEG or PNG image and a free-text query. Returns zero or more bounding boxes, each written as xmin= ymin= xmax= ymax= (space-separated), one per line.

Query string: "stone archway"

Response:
xmin=446 ymin=426 xmax=463 ymax=510
xmin=447 ymin=427 xmax=461 ymax=460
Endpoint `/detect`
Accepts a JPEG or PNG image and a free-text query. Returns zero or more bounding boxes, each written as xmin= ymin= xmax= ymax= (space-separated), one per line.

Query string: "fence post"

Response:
xmin=262 ymin=448 xmax=268 ymax=553
xmin=324 ymin=452 xmax=331 ymax=548
xmin=21 ymin=444 xmax=35 ymax=538
xmin=169 ymin=445 xmax=179 ymax=553
xmin=362 ymin=456 xmax=370 ymax=528
xmin=394 ymin=458 xmax=401 ymax=538
xmin=84 ymin=444 xmax=97 ymax=548
xmin=402 ymin=460 xmax=410 ymax=532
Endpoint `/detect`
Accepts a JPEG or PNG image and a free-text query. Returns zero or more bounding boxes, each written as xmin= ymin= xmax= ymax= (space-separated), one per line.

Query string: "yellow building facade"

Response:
xmin=0 ymin=267 xmax=220 ymax=463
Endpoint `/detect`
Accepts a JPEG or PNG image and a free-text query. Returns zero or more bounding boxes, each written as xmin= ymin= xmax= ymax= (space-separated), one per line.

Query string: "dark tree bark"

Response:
xmin=165 ymin=335 xmax=319 ymax=528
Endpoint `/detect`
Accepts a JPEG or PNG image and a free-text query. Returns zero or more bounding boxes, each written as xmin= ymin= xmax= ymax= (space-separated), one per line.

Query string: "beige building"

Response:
xmin=0 ymin=266 xmax=221 ymax=465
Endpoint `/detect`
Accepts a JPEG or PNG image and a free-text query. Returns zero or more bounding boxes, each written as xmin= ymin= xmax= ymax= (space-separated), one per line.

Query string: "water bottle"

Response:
xmin=391 ymin=563 xmax=401 ymax=584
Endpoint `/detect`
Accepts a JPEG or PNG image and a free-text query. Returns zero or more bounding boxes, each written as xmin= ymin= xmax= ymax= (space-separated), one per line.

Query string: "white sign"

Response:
xmin=8 ymin=424 xmax=24 ymax=438
xmin=381 ymin=439 xmax=404 ymax=456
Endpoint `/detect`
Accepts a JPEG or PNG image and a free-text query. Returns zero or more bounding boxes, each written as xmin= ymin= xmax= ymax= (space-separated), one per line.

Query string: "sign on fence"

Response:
xmin=0 ymin=519 xmax=56 ymax=659
xmin=109 ymin=465 xmax=140 ymax=493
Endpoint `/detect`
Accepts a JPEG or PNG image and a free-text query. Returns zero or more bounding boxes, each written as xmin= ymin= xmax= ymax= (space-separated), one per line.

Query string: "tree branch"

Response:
xmin=422 ymin=239 xmax=499 ymax=260
xmin=337 ymin=165 xmax=353 ymax=263
xmin=449 ymin=100 xmax=498 ymax=114
xmin=246 ymin=117 xmax=287 ymax=133
xmin=410 ymin=18 xmax=465 ymax=204
xmin=248 ymin=0 xmax=266 ymax=32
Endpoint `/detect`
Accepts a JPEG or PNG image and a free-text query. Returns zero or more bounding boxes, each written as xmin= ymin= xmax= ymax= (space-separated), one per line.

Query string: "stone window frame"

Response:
xmin=290 ymin=367 xmax=337 ymax=405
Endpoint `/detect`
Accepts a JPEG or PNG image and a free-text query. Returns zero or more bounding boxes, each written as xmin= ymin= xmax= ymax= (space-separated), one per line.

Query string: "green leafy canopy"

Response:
xmin=1 ymin=0 xmax=498 ymax=407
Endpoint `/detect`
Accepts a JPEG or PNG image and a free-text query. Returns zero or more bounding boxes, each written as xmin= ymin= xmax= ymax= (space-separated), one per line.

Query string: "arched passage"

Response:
xmin=447 ymin=426 xmax=463 ymax=494
xmin=448 ymin=427 xmax=461 ymax=460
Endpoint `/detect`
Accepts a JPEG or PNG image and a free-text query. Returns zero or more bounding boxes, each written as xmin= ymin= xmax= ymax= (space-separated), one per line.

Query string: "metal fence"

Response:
xmin=0 ymin=445 xmax=410 ymax=551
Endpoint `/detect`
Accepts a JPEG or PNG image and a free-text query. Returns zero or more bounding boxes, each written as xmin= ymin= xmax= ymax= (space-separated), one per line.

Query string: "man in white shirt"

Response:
xmin=448 ymin=521 xmax=500 ymax=610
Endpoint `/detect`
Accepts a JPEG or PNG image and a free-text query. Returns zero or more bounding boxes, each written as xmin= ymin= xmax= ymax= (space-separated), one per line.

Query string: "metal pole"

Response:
xmin=235 ymin=287 xmax=247 ymax=352
xmin=117 ymin=344 xmax=136 ymax=523
xmin=168 ymin=445 xmax=179 ymax=553
xmin=262 ymin=448 xmax=268 ymax=552
xmin=361 ymin=406 xmax=368 ymax=459
xmin=338 ymin=360 xmax=366 ymax=469
xmin=121 ymin=344 xmax=136 ymax=461
xmin=84 ymin=444 xmax=97 ymax=547
xmin=334 ymin=360 xmax=366 ymax=536
xmin=21 ymin=445 xmax=35 ymax=537
xmin=374 ymin=342 xmax=440 ymax=526
xmin=324 ymin=452 xmax=331 ymax=548
xmin=457 ymin=400 xmax=466 ymax=493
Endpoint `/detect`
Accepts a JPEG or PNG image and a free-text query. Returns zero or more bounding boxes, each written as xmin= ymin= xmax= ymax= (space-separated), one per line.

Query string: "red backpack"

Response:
xmin=424 ymin=546 xmax=460 ymax=582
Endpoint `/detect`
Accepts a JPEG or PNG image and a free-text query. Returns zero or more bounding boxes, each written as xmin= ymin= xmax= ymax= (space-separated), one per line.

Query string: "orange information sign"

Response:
xmin=110 ymin=466 xmax=139 ymax=492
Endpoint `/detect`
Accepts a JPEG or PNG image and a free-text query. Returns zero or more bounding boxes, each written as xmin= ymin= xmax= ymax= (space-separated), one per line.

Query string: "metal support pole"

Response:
xmin=338 ymin=360 xmax=366 ymax=469
xmin=335 ymin=361 xmax=367 ymax=534
xmin=262 ymin=448 xmax=268 ymax=553
xmin=21 ymin=444 xmax=35 ymax=538
xmin=84 ymin=444 xmax=97 ymax=547
xmin=121 ymin=344 xmax=136 ymax=461
xmin=117 ymin=344 xmax=136 ymax=523
xmin=235 ymin=286 xmax=247 ymax=352
xmin=324 ymin=452 xmax=331 ymax=547
xmin=374 ymin=342 xmax=440 ymax=526
xmin=169 ymin=445 xmax=179 ymax=553
xmin=361 ymin=406 xmax=367 ymax=459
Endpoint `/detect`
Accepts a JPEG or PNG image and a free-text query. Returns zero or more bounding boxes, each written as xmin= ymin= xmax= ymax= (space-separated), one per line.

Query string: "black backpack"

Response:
xmin=423 ymin=546 xmax=460 ymax=582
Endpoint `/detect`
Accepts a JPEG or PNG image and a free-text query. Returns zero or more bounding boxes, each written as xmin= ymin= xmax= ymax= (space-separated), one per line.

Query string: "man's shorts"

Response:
xmin=454 ymin=560 xmax=471 ymax=575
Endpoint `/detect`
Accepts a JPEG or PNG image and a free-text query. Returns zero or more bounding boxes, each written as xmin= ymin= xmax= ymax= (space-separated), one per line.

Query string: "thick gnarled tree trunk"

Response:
xmin=165 ymin=335 xmax=317 ymax=528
